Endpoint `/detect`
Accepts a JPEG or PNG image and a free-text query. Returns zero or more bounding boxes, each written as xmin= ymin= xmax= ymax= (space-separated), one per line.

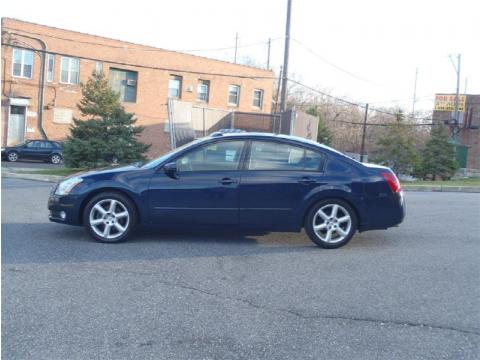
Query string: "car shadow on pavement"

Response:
xmin=2 ymin=222 xmax=323 ymax=265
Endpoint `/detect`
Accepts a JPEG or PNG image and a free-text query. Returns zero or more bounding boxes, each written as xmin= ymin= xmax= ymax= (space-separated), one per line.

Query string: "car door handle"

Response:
xmin=298 ymin=177 xmax=318 ymax=185
xmin=219 ymin=177 xmax=238 ymax=185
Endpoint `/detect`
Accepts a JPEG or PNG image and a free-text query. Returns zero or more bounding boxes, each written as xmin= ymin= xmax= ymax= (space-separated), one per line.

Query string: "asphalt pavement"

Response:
xmin=2 ymin=178 xmax=480 ymax=360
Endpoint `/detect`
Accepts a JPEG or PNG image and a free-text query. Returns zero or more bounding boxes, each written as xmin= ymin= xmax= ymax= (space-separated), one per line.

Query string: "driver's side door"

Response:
xmin=147 ymin=140 xmax=246 ymax=226
xmin=19 ymin=140 xmax=41 ymax=160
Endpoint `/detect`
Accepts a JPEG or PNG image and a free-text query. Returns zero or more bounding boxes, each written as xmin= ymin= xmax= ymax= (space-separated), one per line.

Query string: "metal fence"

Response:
xmin=167 ymin=100 xmax=319 ymax=149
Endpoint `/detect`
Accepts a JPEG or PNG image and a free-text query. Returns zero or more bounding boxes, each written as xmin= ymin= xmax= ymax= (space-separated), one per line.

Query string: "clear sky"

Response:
xmin=2 ymin=0 xmax=479 ymax=112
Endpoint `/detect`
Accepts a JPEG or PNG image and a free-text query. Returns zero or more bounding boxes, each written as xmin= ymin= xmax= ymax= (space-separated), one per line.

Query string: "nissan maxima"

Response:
xmin=48 ymin=133 xmax=405 ymax=249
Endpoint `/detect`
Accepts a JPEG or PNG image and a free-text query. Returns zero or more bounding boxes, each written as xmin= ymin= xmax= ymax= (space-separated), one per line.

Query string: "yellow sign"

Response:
xmin=434 ymin=94 xmax=466 ymax=112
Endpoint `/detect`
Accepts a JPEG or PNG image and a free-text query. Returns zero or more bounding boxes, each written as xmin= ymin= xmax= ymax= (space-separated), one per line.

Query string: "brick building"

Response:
xmin=1 ymin=18 xmax=274 ymax=156
xmin=432 ymin=94 xmax=480 ymax=170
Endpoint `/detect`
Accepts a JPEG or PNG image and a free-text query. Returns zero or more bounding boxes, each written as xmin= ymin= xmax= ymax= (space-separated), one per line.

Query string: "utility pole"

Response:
xmin=280 ymin=0 xmax=292 ymax=112
xmin=266 ymin=38 xmax=271 ymax=69
xmin=412 ymin=67 xmax=418 ymax=115
xmin=450 ymin=53 xmax=461 ymax=125
xmin=273 ymin=66 xmax=283 ymax=114
xmin=360 ymin=104 xmax=369 ymax=163
xmin=234 ymin=32 xmax=238 ymax=63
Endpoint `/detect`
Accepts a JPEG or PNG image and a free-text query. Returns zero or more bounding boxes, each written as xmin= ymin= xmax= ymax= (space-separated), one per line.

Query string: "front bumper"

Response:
xmin=48 ymin=191 xmax=82 ymax=226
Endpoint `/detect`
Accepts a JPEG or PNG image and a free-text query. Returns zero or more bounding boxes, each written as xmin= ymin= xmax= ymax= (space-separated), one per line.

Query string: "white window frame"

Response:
xmin=228 ymin=85 xmax=240 ymax=106
xmin=168 ymin=75 xmax=182 ymax=99
xmin=46 ymin=53 xmax=55 ymax=82
xmin=60 ymin=56 xmax=80 ymax=85
xmin=252 ymin=89 xmax=264 ymax=109
xmin=197 ymin=79 xmax=210 ymax=102
xmin=95 ymin=61 xmax=103 ymax=74
xmin=12 ymin=48 xmax=34 ymax=79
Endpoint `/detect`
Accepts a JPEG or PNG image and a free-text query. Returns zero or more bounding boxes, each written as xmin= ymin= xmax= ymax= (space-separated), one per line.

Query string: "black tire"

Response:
xmin=83 ymin=192 xmax=137 ymax=243
xmin=7 ymin=151 xmax=19 ymax=162
xmin=305 ymin=198 xmax=358 ymax=249
xmin=50 ymin=153 xmax=62 ymax=164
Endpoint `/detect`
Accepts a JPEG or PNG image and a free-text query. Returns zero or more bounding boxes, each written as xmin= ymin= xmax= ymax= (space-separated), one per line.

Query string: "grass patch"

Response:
xmin=17 ymin=168 xmax=87 ymax=177
xmin=402 ymin=178 xmax=480 ymax=187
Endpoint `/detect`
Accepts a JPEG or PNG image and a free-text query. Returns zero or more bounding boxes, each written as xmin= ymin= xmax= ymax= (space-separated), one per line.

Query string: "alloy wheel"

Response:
xmin=8 ymin=152 xmax=18 ymax=162
xmin=313 ymin=204 xmax=352 ymax=244
xmin=89 ymin=199 xmax=130 ymax=240
xmin=51 ymin=154 xmax=61 ymax=164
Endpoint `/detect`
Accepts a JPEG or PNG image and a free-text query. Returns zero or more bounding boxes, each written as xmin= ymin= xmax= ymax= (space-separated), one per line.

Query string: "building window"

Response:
xmin=12 ymin=48 xmax=34 ymax=79
xmin=46 ymin=54 xmax=55 ymax=82
xmin=95 ymin=61 xmax=103 ymax=74
xmin=197 ymin=79 xmax=210 ymax=102
xmin=60 ymin=56 xmax=80 ymax=84
xmin=169 ymin=75 xmax=182 ymax=98
xmin=253 ymin=89 xmax=263 ymax=109
xmin=109 ymin=68 xmax=138 ymax=103
xmin=228 ymin=85 xmax=240 ymax=106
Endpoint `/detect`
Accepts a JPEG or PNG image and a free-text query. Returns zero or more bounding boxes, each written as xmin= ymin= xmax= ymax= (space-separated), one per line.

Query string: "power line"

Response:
xmin=367 ymin=95 xmax=434 ymax=104
xmin=178 ymin=39 xmax=280 ymax=53
xmin=291 ymin=38 xmax=380 ymax=85
xmin=4 ymin=26 xmax=281 ymax=56
xmin=2 ymin=42 xmax=276 ymax=80
xmin=287 ymin=79 xmax=435 ymax=125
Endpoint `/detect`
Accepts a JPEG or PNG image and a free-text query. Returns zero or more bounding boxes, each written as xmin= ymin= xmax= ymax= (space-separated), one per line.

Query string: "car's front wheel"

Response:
xmin=7 ymin=151 xmax=18 ymax=162
xmin=83 ymin=192 xmax=137 ymax=243
xmin=305 ymin=199 xmax=357 ymax=249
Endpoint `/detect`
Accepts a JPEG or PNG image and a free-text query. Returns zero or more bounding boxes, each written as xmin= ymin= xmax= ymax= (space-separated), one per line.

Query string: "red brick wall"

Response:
xmin=1 ymin=18 xmax=274 ymax=157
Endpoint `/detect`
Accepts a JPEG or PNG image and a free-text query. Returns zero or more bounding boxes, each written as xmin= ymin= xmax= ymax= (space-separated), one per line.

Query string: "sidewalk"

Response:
xmin=1 ymin=167 xmax=63 ymax=183
xmin=401 ymin=184 xmax=480 ymax=193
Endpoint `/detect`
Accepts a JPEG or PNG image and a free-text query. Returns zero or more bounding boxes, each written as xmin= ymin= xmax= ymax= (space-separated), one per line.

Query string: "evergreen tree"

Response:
xmin=306 ymin=106 xmax=333 ymax=145
xmin=375 ymin=112 xmax=419 ymax=175
xmin=420 ymin=125 xmax=458 ymax=180
xmin=63 ymin=72 xmax=150 ymax=168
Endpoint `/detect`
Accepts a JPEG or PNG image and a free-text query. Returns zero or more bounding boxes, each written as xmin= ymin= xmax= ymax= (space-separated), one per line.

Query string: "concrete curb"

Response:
xmin=2 ymin=171 xmax=63 ymax=183
xmin=402 ymin=185 xmax=480 ymax=193
xmin=2 ymin=171 xmax=480 ymax=193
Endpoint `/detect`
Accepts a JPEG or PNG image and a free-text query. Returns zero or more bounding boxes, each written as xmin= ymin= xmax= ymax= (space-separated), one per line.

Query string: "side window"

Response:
xmin=303 ymin=149 xmax=326 ymax=171
xmin=248 ymin=141 xmax=325 ymax=171
xmin=43 ymin=142 xmax=53 ymax=149
xmin=249 ymin=141 xmax=304 ymax=170
xmin=177 ymin=141 xmax=244 ymax=172
xmin=26 ymin=141 xmax=40 ymax=148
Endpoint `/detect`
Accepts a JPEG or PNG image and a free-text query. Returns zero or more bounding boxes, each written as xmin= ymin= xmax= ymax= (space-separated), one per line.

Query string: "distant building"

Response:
xmin=432 ymin=94 xmax=480 ymax=170
xmin=1 ymin=18 xmax=274 ymax=156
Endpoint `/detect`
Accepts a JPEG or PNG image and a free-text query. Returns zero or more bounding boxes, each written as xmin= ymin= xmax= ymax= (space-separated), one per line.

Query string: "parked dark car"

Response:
xmin=2 ymin=140 xmax=63 ymax=164
xmin=48 ymin=133 xmax=405 ymax=248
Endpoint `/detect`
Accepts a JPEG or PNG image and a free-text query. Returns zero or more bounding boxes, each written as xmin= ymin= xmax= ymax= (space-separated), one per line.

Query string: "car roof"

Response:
xmin=208 ymin=132 xmax=342 ymax=153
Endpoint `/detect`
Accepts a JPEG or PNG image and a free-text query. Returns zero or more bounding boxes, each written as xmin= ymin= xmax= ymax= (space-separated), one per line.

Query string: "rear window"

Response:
xmin=248 ymin=141 xmax=325 ymax=171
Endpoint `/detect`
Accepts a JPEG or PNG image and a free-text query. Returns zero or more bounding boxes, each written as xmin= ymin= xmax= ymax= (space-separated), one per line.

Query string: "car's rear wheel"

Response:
xmin=50 ymin=154 xmax=62 ymax=164
xmin=83 ymin=192 xmax=137 ymax=243
xmin=305 ymin=199 xmax=357 ymax=249
xmin=7 ymin=151 xmax=18 ymax=162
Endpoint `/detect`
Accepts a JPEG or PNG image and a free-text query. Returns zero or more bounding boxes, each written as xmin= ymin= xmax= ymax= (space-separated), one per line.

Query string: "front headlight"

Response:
xmin=55 ymin=177 xmax=83 ymax=195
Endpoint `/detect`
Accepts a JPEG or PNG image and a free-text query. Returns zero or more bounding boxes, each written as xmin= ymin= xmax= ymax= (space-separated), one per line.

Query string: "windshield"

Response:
xmin=141 ymin=139 xmax=204 ymax=169
xmin=14 ymin=140 xmax=30 ymax=147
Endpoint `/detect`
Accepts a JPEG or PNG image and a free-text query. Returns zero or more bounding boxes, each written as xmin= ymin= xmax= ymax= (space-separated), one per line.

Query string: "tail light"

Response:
xmin=381 ymin=171 xmax=401 ymax=193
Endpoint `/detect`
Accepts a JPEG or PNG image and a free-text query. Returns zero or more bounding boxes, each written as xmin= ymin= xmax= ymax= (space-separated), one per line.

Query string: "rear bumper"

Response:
xmin=360 ymin=191 xmax=405 ymax=231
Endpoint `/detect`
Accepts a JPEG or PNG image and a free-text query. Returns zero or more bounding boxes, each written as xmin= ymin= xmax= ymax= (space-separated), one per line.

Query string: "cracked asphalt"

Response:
xmin=2 ymin=178 xmax=480 ymax=359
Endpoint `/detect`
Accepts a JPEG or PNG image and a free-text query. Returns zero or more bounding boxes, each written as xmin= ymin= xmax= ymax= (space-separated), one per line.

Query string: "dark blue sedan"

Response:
xmin=48 ymin=133 xmax=405 ymax=248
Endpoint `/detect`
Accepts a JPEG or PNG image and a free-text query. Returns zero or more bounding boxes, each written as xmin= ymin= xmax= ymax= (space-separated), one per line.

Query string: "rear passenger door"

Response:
xmin=39 ymin=141 xmax=54 ymax=160
xmin=239 ymin=140 xmax=326 ymax=231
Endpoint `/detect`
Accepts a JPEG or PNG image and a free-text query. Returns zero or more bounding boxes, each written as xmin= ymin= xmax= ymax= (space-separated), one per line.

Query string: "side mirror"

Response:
xmin=163 ymin=162 xmax=179 ymax=179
